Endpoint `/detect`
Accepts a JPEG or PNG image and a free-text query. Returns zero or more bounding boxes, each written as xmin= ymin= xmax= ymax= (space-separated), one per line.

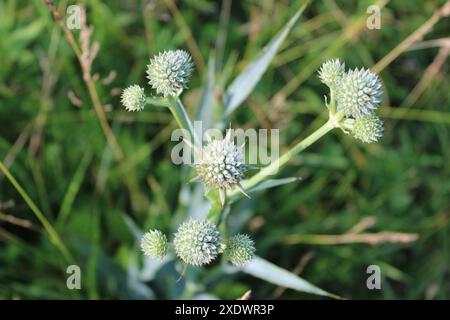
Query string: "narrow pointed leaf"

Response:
xmin=242 ymin=256 xmax=341 ymax=298
xmin=196 ymin=55 xmax=216 ymax=130
xmin=222 ymin=2 xmax=308 ymax=116
xmin=248 ymin=177 xmax=301 ymax=194
xmin=236 ymin=182 xmax=251 ymax=198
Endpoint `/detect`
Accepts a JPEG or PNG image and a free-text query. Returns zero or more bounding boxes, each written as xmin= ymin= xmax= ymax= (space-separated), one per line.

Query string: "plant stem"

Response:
xmin=0 ymin=161 xmax=72 ymax=262
xmin=168 ymin=97 xmax=197 ymax=142
xmin=146 ymin=97 xmax=172 ymax=107
xmin=228 ymin=116 xmax=339 ymax=198
xmin=43 ymin=1 xmax=123 ymax=161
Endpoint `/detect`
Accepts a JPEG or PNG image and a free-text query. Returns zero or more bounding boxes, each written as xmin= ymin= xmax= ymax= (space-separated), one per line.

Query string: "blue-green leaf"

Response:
xmin=248 ymin=177 xmax=301 ymax=193
xmin=222 ymin=2 xmax=309 ymax=116
xmin=196 ymin=55 xmax=216 ymax=130
xmin=241 ymin=256 xmax=341 ymax=298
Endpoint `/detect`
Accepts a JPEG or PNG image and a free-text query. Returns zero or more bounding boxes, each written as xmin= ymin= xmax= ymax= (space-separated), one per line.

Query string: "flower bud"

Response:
xmin=121 ymin=85 xmax=146 ymax=112
xmin=195 ymin=133 xmax=245 ymax=191
xmin=146 ymin=50 xmax=194 ymax=97
xmin=352 ymin=115 xmax=384 ymax=143
xmin=335 ymin=68 xmax=383 ymax=119
xmin=318 ymin=59 xmax=345 ymax=88
xmin=140 ymin=229 xmax=168 ymax=259
xmin=224 ymin=234 xmax=255 ymax=267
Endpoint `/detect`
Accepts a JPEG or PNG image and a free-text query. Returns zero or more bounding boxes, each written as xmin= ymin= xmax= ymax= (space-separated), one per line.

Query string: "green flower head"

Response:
xmin=193 ymin=130 xmax=250 ymax=205
xmin=335 ymin=68 xmax=383 ymax=119
xmin=224 ymin=234 xmax=255 ymax=267
xmin=318 ymin=59 xmax=345 ymax=88
xmin=195 ymin=132 xmax=245 ymax=191
xmin=173 ymin=219 xmax=222 ymax=266
xmin=140 ymin=229 xmax=168 ymax=259
xmin=121 ymin=85 xmax=146 ymax=112
xmin=146 ymin=50 xmax=194 ymax=97
xmin=352 ymin=115 xmax=384 ymax=143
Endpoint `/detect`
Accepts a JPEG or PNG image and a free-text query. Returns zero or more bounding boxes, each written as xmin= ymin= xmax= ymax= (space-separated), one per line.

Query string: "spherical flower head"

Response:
xmin=335 ymin=68 xmax=383 ymax=119
xmin=140 ymin=229 xmax=168 ymax=259
xmin=121 ymin=85 xmax=146 ymax=112
xmin=146 ymin=50 xmax=194 ymax=97
xmin=318 ymin=59 xmax=345 ymax=88
xmin=224 ymin=234 xmax=255 ymax=267
xmin=352 ymin=115 xmax=384 ymax=143
xmin=173 ymin=219 xmax=222 ymax=266
xmin=195 ymin=132 xmax=245 ymax=192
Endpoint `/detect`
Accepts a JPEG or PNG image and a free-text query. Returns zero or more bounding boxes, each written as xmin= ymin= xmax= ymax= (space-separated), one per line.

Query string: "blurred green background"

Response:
xmin=0 ymin=0 xmax=449 ymax=299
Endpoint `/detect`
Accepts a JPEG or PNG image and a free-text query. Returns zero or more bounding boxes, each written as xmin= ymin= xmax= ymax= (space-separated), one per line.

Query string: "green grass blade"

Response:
xmin=57 ymin=151 xmax=92 ymax=229
xmin=0 ymin=161 xmax=72 ymax=262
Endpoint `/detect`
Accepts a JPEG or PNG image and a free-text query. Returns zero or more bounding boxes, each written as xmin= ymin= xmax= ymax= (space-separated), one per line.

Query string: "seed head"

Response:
xmin=140 ymin=229 xmax=168 ymax=259
xmin=318 ymin=59 xmax=345 ymax=88
xmin=352 ymin=115 xmax=384 ymax=143
xmin=223 ymin=234 xmax=255 ymax=267
xmin=335 ymin=68 xmax=383 ymax=118
xmin=173 ymin=219 xmax=222 ymax=266
xmin=121 ymin=85 xmax=146 ymax=112
xmin=146 ymin=50 xmax=194 ymax=97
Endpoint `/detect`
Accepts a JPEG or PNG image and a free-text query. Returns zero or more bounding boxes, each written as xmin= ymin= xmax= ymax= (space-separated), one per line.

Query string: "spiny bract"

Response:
xmin=173 ymin=219 xmax=222 ymax=266
xmin=146 ymin=50 xmax=194 ymax=97
xmin=224 ymin=234 xmax=255 ymax=267
xmin=335 ymin=68 xmax=383 ymax=119
xmin=352 ymin=115 xmax=384 ymax=143
xmin=140 ymin=229 xmax=168 ymax=259
xmin=318 ymin=59 xmax=345 ymax=88
xmin=121 ymin=85 xmax=146 ymax=112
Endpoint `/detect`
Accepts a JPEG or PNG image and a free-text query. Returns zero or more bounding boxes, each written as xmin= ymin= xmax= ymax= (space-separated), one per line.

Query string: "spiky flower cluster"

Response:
xmin=140 ymin=219 xmax=256 ymax=267
xmin=318 ymin=59 xmax=345 ymax=88
xmin=319 ymin=60 xmax=384 ymax=143
xmin=223 ymin=234 xmax=255 ymax=267
xmin=173 ymin=219 xmax=223 ymax=266
xmin=335 ymin=68 xmax=383 ymax=119
xmin=146 ymin=50 xmax=194 ymax=98
xmin=352 ymin=115 xmax=384 ymax=143
xmin=194 ymin=131 xmax=248 ymax=205
xmin=140 ymin=229 xmax=168 ymax=259
xmin=121 ymin=85 xmax=146 ymax=112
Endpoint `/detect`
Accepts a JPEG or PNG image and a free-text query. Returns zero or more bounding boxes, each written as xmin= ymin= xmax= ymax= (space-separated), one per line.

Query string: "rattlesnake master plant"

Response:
xmin=126 ymin=45 xmax=385 ymax=296
xmin=146 ymin=50 xmax=194 ymax=98
xmin=173 ymin=219 xmax=223 ymax=266
xmin=223 ymin=234 xmax=255 ymax=267
xmin=121 ymin=85 xmax=146 ymax=112
xmin=140 ymin=230 xmax=168 ymax=259
xmin=194 ymin=130 xmax=250 ymax=206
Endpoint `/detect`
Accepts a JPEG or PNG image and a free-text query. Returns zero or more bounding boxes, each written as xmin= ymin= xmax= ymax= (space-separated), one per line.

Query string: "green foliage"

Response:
xmin=0 ymin=0 xmax=449 ymax=300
